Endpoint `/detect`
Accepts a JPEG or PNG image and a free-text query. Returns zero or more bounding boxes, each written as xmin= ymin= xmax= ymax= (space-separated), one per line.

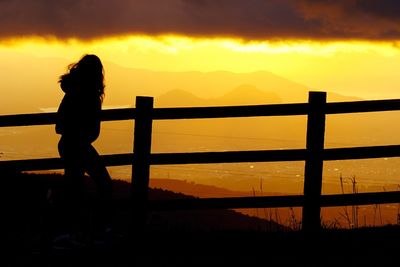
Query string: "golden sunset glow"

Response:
xmin=4 ymin=35 xmax=399 ymax=67
xmin=2 ymin=35 xmax=400 ymax=100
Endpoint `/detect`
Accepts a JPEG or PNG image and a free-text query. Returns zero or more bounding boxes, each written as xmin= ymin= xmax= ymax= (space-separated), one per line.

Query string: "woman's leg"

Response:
xmin=84 ymin=145 xmax=113 ymax=235
xmin=85 ymin=145 xmax=112 ymax=200
xmin=58 ymin=138 xmax=86 ymax=201
xmin=56 ymin=138 xmax=87 ymax=239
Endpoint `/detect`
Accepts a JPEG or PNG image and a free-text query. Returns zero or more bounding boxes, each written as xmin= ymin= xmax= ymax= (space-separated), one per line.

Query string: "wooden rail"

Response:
xmin=1 ymin=91 xmax=400 ymax=232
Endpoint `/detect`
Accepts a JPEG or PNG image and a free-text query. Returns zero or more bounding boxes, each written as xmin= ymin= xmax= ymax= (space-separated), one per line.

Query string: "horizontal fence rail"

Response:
xmin=152 ymin=103 xmax=309 ymax=119
xmin=326 ymin=99 xmax=400 ymax=114
xmin=0 ymin=108 xmax=136 ymax=127
xmin=1 ymin=91 xmax=400 ymax=232
xmin=4 ymin=144 xmax=400 ymax=171
xmin=3 ymin=99 xmax=400 ymax=127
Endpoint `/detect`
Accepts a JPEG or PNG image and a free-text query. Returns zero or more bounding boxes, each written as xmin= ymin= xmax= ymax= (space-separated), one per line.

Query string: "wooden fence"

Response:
xmin=2 ymin=91 xmax=400 ymax=232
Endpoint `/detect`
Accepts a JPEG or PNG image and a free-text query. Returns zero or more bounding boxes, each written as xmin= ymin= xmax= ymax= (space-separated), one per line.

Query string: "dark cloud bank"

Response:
xmin=1 ymin=0 xmax=400 ymax=41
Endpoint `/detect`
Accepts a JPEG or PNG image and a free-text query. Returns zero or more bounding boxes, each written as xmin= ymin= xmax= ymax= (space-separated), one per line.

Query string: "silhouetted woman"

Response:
xmin=55 ymin=54 xmax=112 ymax=242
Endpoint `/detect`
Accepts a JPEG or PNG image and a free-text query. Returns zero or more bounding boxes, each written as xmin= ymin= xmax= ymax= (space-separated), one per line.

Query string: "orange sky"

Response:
xmin=1 ymin=35 xmax=400 ymax=100
xmin=1 ymin=1 xmax=400 ymax=100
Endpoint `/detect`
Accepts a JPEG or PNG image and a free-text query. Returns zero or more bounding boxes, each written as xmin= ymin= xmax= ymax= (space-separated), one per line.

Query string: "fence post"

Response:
xmin=302 ymin=91 xmax=326 ymax=232
xmin=131 ymin=96 xmax=154 ymax=229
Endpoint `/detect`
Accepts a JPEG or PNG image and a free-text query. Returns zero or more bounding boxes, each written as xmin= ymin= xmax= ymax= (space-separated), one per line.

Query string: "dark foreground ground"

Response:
xmin=5 ymin=226 xmax=400 ymax=267
xmin=4 ymin=172 xmax=400 ymax=266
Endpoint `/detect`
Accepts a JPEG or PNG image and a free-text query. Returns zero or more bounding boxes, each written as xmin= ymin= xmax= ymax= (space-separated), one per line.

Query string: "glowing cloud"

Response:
xmin=1 ymin=0 xmax=400 ymax=41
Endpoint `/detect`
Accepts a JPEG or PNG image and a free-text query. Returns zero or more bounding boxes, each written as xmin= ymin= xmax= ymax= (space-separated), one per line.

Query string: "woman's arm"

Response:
xmin=83 ymin=97 xmax=102 ymax=143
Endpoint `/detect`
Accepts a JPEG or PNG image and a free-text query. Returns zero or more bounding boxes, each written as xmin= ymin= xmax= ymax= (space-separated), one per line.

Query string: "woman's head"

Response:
xmin=59 ymin=54 xmax=105 ymax=101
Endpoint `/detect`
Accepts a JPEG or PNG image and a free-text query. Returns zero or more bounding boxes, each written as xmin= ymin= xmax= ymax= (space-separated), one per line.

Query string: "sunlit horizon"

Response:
xmin=1 ymin=35 xmax=400 ymax=99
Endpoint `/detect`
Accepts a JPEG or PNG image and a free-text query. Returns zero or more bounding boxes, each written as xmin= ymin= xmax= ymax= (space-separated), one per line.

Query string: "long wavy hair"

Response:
xmin=59 ymin=54 xmax=105 ymax=102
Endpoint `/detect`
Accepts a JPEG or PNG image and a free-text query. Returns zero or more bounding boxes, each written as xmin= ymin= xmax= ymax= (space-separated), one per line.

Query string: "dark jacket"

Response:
xmin=56 ymin=73 xmax=101 ymax=144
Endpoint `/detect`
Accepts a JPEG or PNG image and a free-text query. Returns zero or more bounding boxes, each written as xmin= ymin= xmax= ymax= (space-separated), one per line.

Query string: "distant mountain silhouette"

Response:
xmin=220 ymin=84 xmax=282 ymax=104
xmin=0 ymin=55 xmax=363 ymax=114
xmin=155 ymin=89 xmax=206 ymax=107
xmin=109 ymin=65 xmax=363 ymax=106
xmin=155 ymin=85 xmax=282 ymax=107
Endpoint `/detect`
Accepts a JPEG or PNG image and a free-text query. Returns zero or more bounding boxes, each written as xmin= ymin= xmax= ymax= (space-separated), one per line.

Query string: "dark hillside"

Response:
xmin=3 ymin=171 xmax=400 ymax=266
xmin=5 ymin=171 xmax=286 ymax=229
xmin=3 ymin=172 xmax=286 ymax=254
